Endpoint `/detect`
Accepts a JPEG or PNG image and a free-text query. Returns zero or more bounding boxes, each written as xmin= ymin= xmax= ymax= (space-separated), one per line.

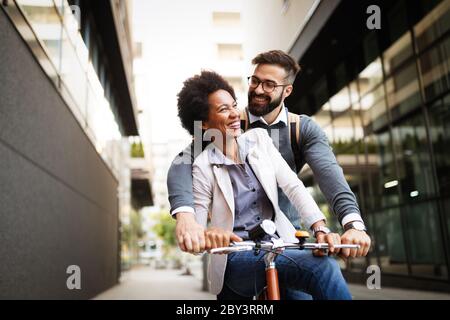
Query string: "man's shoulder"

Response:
xmin=296 ymin=114 xmax=322 ymax=137
xmin=285 ymin=112 xmax=313 ymax=127
xmin=192 ymin=147 xmax=210 ymax=168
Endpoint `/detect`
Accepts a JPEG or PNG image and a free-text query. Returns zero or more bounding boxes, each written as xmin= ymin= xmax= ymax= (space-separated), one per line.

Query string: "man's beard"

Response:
xmin=248 ymin=91 xmax=283 ymax=116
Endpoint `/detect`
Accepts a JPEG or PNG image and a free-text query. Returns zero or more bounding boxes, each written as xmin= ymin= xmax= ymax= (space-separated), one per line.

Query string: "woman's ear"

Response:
xmin=201 ymin=121 xmax=209 ymax=130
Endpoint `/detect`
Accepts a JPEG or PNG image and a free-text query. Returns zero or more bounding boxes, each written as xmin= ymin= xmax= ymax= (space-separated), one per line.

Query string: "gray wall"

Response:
xmin=0 ymin=10 xmax=120 ymax=299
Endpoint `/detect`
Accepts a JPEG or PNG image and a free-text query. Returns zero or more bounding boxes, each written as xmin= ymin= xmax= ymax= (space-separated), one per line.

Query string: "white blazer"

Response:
xmin=192 ymin=128 xmax=326 ymax=295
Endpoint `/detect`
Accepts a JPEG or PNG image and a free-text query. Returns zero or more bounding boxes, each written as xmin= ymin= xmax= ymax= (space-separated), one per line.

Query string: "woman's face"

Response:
xmin=203 ymin=89 xmax=241 ymax=139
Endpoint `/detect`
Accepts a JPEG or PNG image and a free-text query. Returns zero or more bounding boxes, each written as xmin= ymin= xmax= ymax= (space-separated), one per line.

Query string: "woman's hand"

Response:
xmin=205 ymin=227 xmax=243 ymax=250
xmin=175 ymin=212 xmax=206 ymax=254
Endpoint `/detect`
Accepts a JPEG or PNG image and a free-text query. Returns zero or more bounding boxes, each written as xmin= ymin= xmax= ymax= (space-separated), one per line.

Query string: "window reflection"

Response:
xmin=332 ymin=111 xmax=354 ymax=154
xmin=18 ymin=0 xmax=62 ymax=70
xmin=373 ymin=208 xmax=408 ymax=275
xmin=360 ymin=85 xmax=389 ymax=132
xmin=329 ymin=86 xmax=350 ymax=117
xmin=428 ymin=93 xmax=450 ymax=196
xmin=414 ymin=0 xmax=450 ymax=53
xmin=301 ymin=0 xmax=450 ymax=280
xmin=392 ymin=112 xmax=436 ymax=200
xmin=404 ymin=201 xmax=448 ymax=278
xmin=358 ymin=58 xmax=383 ymax=96
xmin=386 ymin=62 xmax=421 ymax=121
xmin=418 ymin=37 xmax=450 ymax=102
xmin=16 ymin=0 xmax=123 ymax=178
xmin=349 ymin=80 xmax=359 ymax=105
xmin=60 ymin=28 xmax=87 ymax=118
xmin=383 ymin=32 xmax=413 ymax=76
xmin=312 ymin=102 xmax=332 ymax=127
xmin=366 ymin=131 xmax=399 ymax=209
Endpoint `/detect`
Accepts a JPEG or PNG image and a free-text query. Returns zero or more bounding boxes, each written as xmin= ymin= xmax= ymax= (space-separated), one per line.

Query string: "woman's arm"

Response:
xmin=192 ymin=163 xmax=213 ymax=228
xmin=192 ymin=162 xmax=243 ymax=249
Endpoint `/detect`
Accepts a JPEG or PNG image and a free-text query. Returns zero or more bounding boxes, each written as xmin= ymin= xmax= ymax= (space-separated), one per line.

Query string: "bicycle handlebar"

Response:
xmin=209 ymin=240 xmax=360 ymax=254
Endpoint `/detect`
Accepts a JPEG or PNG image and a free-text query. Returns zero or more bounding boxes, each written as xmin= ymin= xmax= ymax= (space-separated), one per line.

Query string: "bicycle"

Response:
xmin=208 ymin=220 xmax=360 ymax=300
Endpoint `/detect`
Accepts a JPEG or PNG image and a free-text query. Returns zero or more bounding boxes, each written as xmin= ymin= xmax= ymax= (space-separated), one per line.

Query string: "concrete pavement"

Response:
xmin=94 ymin=266 xmax=215 ymax=300
xmin=94 ymin=265 xmax=450 ymax=300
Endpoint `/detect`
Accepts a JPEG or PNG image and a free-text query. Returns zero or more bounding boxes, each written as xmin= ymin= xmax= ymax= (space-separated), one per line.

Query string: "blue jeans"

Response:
xmin=217 ymin=250 xmax=352 ymax=300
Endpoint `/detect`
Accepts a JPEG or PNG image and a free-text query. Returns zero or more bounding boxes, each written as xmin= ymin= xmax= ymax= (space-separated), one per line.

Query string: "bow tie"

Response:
xmin=249 ymin=121 xmax=285 ymax=129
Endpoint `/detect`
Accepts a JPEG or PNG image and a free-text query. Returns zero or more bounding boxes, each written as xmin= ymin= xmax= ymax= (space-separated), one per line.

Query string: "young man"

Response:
xmin=169 ymin=50 xmax=370 ymax=259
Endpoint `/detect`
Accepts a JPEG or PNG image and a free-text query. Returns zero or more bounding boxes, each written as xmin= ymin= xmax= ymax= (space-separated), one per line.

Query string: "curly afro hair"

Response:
xmin=177 ymin=71 xmax=236 ymax=136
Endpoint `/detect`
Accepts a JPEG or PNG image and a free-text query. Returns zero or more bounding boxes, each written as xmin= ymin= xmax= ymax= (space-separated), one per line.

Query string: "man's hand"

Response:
xmin=340 ymin=229 xmax=371 ymax=258
xmin=175 ymin=212 xmax=206 ymax=253
xmin=314 ymin=232 xmax=342 ymax=257
xmin=205 ymin=227 xmax=243 ymax=251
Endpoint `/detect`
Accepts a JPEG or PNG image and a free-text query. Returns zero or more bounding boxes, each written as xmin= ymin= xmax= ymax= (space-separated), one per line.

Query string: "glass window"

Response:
xmin=428 ymin=93 xmax=450 ymax=196
xmin=362 ymin=32 xmax=380 ymax=66
xmin=392 ymin=112 xmax=437 ymax=201
xmin=386 ymin=0 xmax=409 ymax=44
xmin=366 ymin=130 xmax=399 ymax=210
xmin=331 ymin=110 xmax=354 ymax=154
xmin=372 ymin=208 xmax=408 ymax=275
xmin=349 ymin=80 xmax=360 ymax=105
xmin=312 ymin=76 xmax=329 ymax=110
xmin=17 ymin=0 xmax=63 ymax=70
xmin=442 ymin=197 xmax=450 ymax=269
xmin=60 ymin=29 xmax=87 ymax=118
xmin=383 ymin=32 xmax=414 ymax=76
xmin=329 ymin=86 xmax=351 ymax=118
xmin=404 ymin=201 xmax=447 ymax=279
xmin=361 ymin=85 xmax=389 ymax=132
xmin=414 ymin=0 xmax=450 ymax=53
xmin=418 ymin=36 xmax=450 ymax=102
xmin=353 ymin=108 xmax=364 ymax=142
xmin=386 ymin=61 xmax=422 ymax=121
xmin=358 ymin=58 xmax=383 ymax=96
xmin=312 ymin=102 xmax=332 ymax=127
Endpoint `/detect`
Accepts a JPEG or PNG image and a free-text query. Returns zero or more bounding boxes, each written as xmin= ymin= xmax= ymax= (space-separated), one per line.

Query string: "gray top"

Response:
xmin=167 ymin=107 xmax=364 ymax=229
xmin=208 ymin=147 xmax=274 ymax=240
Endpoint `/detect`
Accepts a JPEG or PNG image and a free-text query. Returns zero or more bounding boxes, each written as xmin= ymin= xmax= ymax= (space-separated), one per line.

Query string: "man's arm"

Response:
xmin=167 ymin=143 xmax=206 ymax=253
xmin=300 ymin=115 xmax=362 ymax=225
xmin=299 ymin=115 xmax=371 ymax=257
xmin=167 ymin=144 xmax=195 ymax=216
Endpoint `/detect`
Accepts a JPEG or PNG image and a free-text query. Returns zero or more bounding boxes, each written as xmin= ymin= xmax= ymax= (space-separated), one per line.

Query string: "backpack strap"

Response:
xmin=288 ymin=112 xmax=302 ymax=172
xmin=240 ymin=108 xmax=249 ymax=131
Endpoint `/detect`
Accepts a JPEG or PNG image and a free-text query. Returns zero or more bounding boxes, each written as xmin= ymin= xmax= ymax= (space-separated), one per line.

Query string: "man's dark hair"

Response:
xmin=177 ymin=70 xmax=236 ymax=136
xmin=252 ymin=50 xmax=301 ymax=83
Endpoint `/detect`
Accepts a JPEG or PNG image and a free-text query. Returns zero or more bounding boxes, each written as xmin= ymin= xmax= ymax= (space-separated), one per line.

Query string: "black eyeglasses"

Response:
xmin=247 ymin=76 xmax=291 ymax=93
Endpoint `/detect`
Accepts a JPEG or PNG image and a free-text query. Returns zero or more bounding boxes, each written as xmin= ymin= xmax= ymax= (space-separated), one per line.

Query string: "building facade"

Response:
xmin=287 ymin=0 xmax=450 ymax=291
xmin=0 ymin=0 xmax=150 ymax=298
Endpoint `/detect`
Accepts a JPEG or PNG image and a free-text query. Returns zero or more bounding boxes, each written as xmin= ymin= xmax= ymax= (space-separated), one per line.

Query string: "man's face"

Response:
xmin=248 ymin=64 xmax=292 ymax=116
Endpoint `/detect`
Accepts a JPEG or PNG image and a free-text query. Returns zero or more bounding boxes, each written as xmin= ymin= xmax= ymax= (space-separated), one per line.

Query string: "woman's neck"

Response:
xmin=215 ymin=136 xmax=239 ymax=163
